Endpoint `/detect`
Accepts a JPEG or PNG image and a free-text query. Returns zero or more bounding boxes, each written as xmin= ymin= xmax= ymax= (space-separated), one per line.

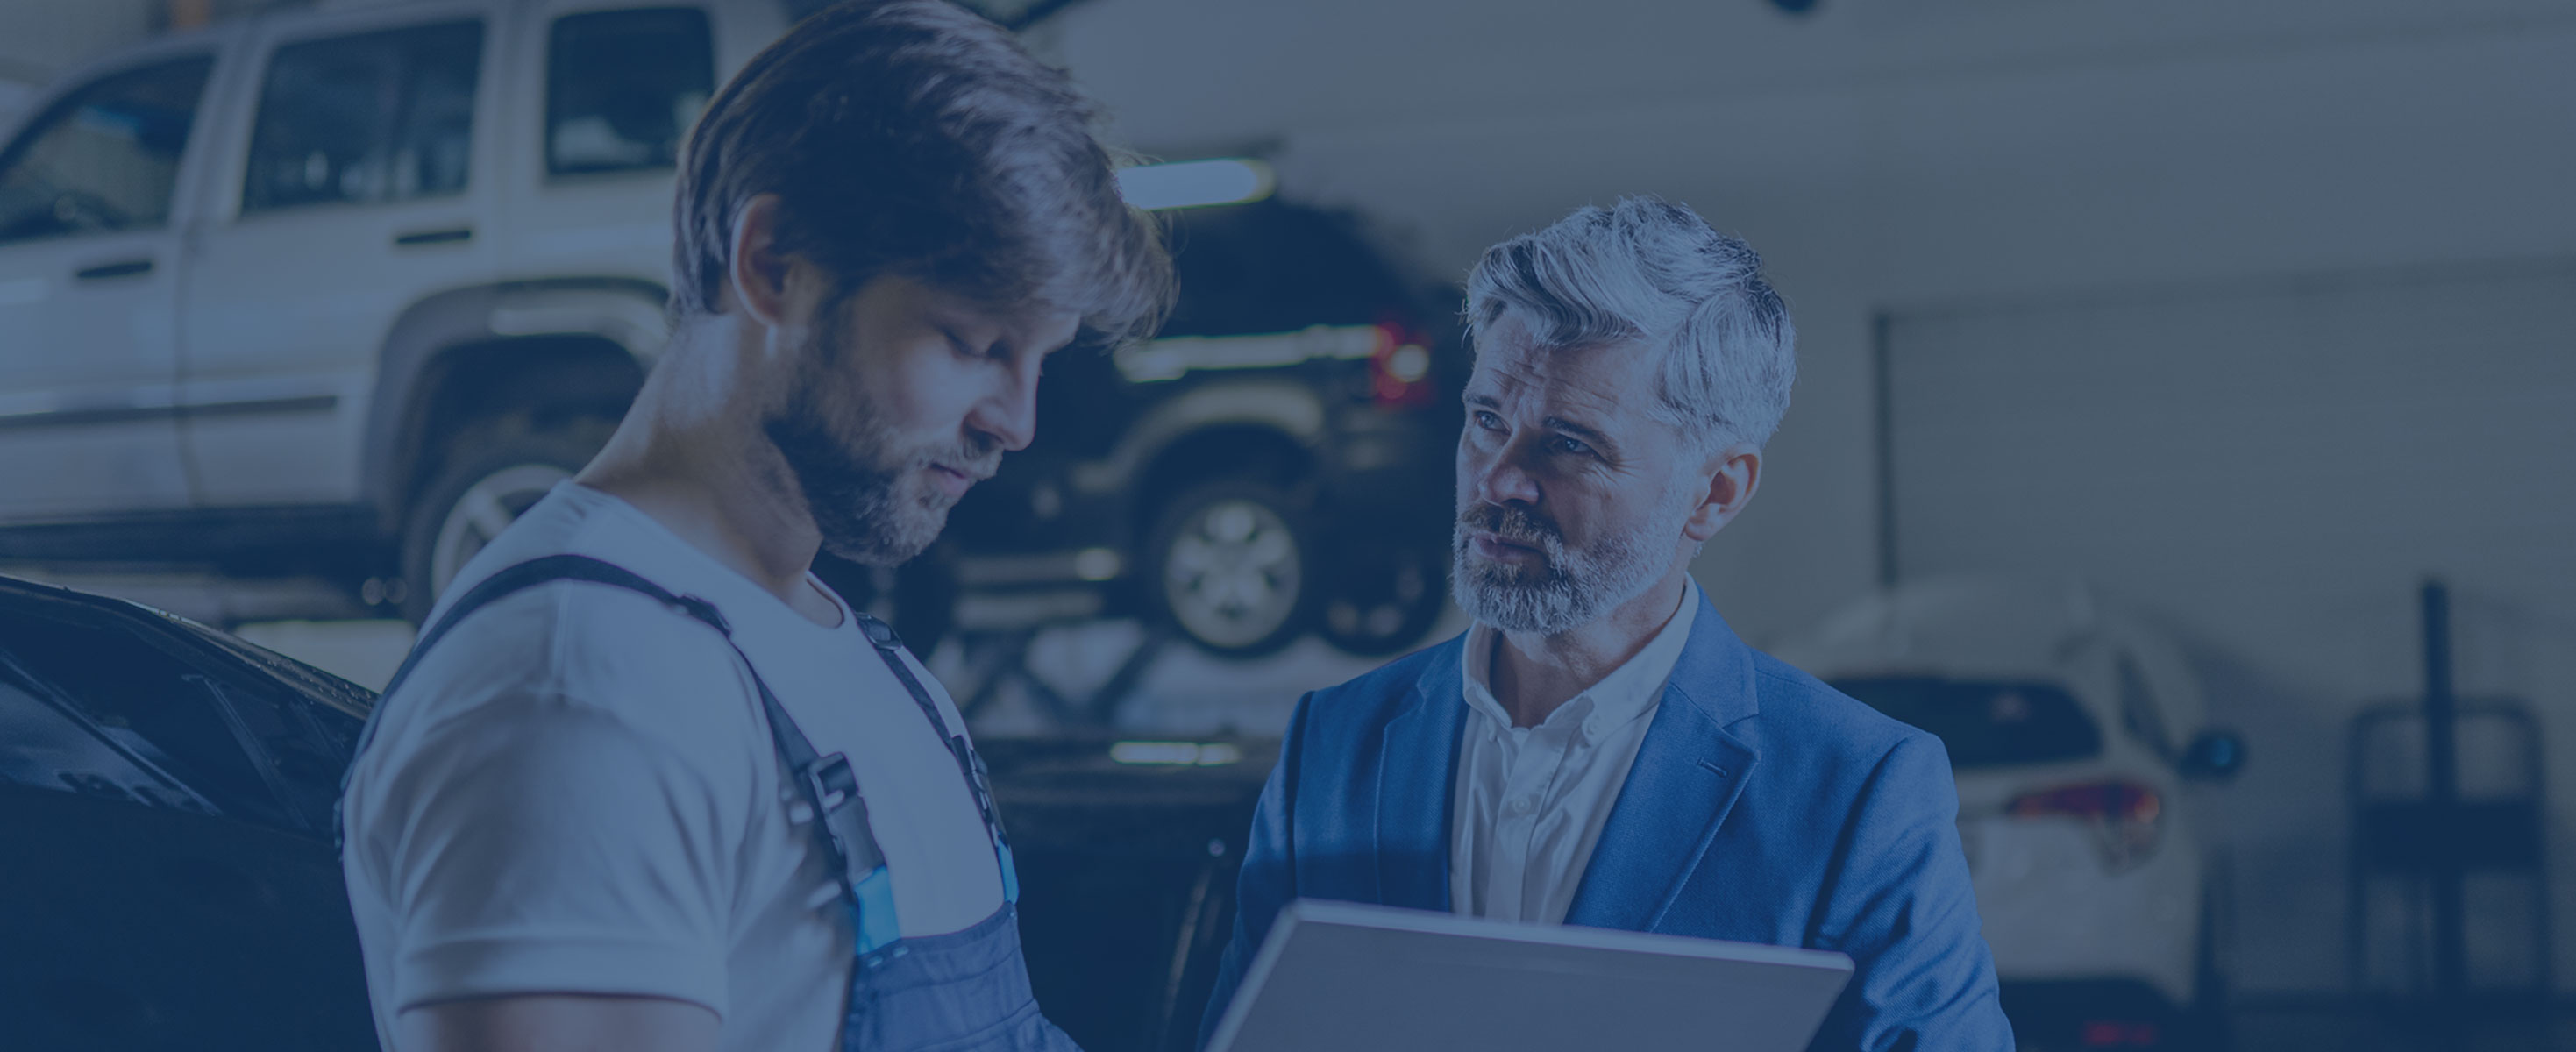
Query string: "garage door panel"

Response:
xmin=1891 ymin=267 xmax=2576 ymax=600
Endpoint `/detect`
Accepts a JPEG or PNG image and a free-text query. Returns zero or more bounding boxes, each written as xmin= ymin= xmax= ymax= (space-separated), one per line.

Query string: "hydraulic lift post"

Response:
xmin=2421 ymin=579 xmax=2465 ymax=1016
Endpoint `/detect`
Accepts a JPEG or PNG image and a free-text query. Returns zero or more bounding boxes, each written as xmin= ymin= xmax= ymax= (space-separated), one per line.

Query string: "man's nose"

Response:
xmin=1469 ymin=439 xmax=1542 ymax=508
xmin=969 ymin=362 xmax=1040 ymax=453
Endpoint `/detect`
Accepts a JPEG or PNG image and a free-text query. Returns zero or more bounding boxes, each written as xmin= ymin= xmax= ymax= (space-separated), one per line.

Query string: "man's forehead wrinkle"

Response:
xmin=1488 ymin=343 xmax=1640 ymax=421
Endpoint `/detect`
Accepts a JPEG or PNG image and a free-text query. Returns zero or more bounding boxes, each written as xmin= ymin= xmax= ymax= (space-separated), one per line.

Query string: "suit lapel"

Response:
xmin=1563 ymin=594 xmax=1764 ymax=932
xmin=1376 ymin=644 xmax=1468 ymax=912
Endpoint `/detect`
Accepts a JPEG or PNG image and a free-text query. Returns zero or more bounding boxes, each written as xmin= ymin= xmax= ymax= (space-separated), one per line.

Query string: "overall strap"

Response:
xmin=852 ymin=615 xmax=1009 ymax=855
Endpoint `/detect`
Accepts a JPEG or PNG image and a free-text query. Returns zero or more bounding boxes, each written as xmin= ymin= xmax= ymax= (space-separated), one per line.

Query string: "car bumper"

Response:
xmin=1968 ymin=817 xmax=2203 ymax=1008
xmin=1999 ymin=978 xmax=2204 ymax=1052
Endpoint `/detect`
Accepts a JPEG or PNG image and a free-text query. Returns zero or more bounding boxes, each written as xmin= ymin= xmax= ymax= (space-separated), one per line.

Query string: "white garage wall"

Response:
xmin=1888 ymin=263 xmax=2576 ymax=994
xmin=1046 ymin=0 xmax=2576 ymax=996
xmin=0 ymin=1 xmax=157 ymax=95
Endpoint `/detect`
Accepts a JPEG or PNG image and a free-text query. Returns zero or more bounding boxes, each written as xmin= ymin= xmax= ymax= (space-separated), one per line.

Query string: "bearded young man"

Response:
xmin=1199 ymin=198 xmax=2012 ymax=1050
xmin=336 ymin=4 xmax=1171 ymax=1051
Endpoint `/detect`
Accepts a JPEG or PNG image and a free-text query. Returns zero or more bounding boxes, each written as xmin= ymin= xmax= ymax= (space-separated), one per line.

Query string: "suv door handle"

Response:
xmin=73 ymin=258 xmax=154 ymax=281
xmin=393 ymin=226 xmax=473 ymax=246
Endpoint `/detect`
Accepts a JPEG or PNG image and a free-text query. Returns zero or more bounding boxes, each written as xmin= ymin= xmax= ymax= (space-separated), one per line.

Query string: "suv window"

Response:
xmin=1832 ymin=676 xmax=2104 ymax=769
xmin=1157 ymin=201 xmax=1413 ymax=337
xmin=243 ymin=20 xmax=483 ymax=214
xmin=546 ymin=7 xmax=713 ymax=178
xmin=0 ymin=56 xmax=214 ymax=245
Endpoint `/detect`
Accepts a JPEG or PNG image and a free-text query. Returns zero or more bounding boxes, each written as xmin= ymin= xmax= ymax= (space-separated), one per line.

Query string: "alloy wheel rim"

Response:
xmin=1163 ymin=498 xmax=1301 ymax=648
xmin=1326 ymin=555 xmax=1431 ymax=643
xmin=430 ymin=464 xmax=571 ymax=597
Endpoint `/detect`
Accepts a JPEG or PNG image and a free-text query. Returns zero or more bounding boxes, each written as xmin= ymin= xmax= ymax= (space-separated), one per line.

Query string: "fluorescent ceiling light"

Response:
xmin=1116 ymin=158 xmax=1275 ymax=210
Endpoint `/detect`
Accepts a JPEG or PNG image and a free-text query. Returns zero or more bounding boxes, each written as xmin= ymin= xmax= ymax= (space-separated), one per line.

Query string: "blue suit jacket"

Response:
xmin=1201 ymin=592 xmax=2013 ymax=1051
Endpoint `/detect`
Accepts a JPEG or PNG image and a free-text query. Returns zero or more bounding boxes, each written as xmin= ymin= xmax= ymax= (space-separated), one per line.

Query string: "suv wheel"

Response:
xmin=1317 ymin=539 xmax=1448 ymax=657
xmin=1146 ymin=480 xmax=1314 ymax=658
xmin=399 ymin=416 xmax=614 ymax=622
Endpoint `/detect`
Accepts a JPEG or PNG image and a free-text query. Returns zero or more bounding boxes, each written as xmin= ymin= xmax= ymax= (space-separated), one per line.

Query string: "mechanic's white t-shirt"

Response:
xmin=340 ymin=481 xmax=1005 ymax=1052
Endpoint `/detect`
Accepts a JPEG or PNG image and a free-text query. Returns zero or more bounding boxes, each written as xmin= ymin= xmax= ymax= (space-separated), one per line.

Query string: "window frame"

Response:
xmin=211 ymin=3 xmax=498 ymax=227
xmin=541 ymin=5 xmax=716 ymax=182
xmin=237 ymin=17 xmax=490 ymax=218
xmin=0 ymin=52 xmax=220 ymax=246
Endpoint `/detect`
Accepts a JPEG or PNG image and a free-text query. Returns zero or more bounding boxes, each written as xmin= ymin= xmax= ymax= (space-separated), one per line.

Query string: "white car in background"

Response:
xmin=1773 ymin=577 xmax=2246 ymax=1052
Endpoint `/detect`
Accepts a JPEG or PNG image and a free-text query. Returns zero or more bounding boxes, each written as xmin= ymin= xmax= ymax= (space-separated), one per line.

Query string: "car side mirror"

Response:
xmin=2179 ymin=729 xmax=2246 ymax=781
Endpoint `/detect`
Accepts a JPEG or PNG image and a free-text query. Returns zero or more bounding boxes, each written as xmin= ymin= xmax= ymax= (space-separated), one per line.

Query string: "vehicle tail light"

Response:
xmin=1367 ymin=319 xmax=1435 ymax=409
xmin=2079 ymin=1020 xmax=2162 ymax=1047
xmin=2006 ymin=780 xmax=2164 ymax=871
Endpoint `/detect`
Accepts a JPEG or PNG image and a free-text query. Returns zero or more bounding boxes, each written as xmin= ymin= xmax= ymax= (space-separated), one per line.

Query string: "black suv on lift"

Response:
xmin=829 ymin=197 xmax=1464 ymax=659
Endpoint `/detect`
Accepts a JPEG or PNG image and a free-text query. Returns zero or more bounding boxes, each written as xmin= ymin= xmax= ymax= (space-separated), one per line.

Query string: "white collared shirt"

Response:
xmin=1449 ymin=579 xmax=1701 ymax=923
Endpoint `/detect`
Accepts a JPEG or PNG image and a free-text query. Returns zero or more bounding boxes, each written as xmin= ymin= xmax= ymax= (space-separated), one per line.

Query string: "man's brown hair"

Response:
xmin=671 ymin=0 xmax=1171 ymax=348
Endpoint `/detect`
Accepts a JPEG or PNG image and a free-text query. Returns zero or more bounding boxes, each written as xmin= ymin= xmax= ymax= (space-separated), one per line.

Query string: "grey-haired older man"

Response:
xmin=1202 ymin=198 xmax=2011 ymax=1050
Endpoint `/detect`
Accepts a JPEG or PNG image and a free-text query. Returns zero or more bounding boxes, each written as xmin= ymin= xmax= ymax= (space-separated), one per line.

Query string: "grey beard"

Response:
xmin=1450 ymin=501 xmax=1677 ymax=636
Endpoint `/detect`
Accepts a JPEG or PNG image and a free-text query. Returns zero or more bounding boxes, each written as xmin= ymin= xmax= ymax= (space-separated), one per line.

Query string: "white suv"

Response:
xmin=0 ymin=0 xmax=791 ymax=620
xmin=1773 ymin=577 xmax=2247 ymax=1051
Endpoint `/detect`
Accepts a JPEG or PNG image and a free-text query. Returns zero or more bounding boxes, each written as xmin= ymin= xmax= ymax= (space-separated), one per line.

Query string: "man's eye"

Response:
xmin=1472 ymin=410 xmax=1503 ymax=430
xmin=1554 ymin=436 xmax=1592 ymax=456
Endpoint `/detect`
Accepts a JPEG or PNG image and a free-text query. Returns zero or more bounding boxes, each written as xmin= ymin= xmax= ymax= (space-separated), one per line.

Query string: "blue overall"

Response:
xmin=339 ymin=554 xmax=1079 ymax=1052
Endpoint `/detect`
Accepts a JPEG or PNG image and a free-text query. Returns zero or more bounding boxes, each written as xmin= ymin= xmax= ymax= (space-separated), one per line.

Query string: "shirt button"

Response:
xmin=1509 ymin=797 xmax=1535 ymax=815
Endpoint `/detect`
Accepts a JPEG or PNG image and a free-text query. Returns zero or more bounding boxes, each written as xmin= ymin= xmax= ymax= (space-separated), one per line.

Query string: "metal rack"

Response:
xmin=2345 ymin=698 xmax=2551 ymax=1003
xmin=2345 ymin=581 xmax=2551 ymax=1013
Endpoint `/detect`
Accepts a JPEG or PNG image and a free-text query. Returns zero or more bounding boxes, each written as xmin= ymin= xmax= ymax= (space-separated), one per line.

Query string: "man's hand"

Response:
xmin=398 ymin=993 xmax=721 ymax=1052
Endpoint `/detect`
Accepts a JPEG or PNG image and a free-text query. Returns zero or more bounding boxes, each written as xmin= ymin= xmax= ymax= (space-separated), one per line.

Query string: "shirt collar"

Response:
xmin=1460 ymin=577 xmax=1703 ymax=739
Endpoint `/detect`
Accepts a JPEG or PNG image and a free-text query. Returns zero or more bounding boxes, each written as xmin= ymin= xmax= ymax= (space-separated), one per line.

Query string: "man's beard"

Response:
xmin=763 ymin=325 xmax=995 ymax=566
xmin=1450 ymin=490 xmax=1687 ymax=636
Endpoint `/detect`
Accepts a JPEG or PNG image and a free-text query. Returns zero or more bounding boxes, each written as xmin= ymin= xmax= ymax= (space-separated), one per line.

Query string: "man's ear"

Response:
xmin=1682 ymin=442 xmax=1762 ymax=544
xmin=726 ymin=195 xmax=798 ymax=329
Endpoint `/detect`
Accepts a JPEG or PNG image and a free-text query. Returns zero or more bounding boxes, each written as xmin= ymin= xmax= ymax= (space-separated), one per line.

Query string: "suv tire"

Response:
xmin=1145 ymin=480 xmax=1316 ymax=658
xmin=1316 ymin=537 xmax=1448 ymax=657
xmin=398 ymin=416 xmax=616 ymax=623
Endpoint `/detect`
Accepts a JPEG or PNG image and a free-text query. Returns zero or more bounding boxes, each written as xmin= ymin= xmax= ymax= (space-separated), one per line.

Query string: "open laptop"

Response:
xmin=1204 ymin=899 xmax=1855 ymax=1052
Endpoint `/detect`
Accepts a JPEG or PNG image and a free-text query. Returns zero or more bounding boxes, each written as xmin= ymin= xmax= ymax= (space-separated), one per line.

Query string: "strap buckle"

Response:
xmin=801 ymin=752 xmax=887 ymax=877
xmin=856 ymin=612 xmax=901 ymax=650
xmin=804 ymin=752 xmax=859 ymax=813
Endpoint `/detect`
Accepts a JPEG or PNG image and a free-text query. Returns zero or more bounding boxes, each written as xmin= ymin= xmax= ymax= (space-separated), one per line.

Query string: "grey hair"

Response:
xmin=1462 ymin=195 xmax=1796 ymax=452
